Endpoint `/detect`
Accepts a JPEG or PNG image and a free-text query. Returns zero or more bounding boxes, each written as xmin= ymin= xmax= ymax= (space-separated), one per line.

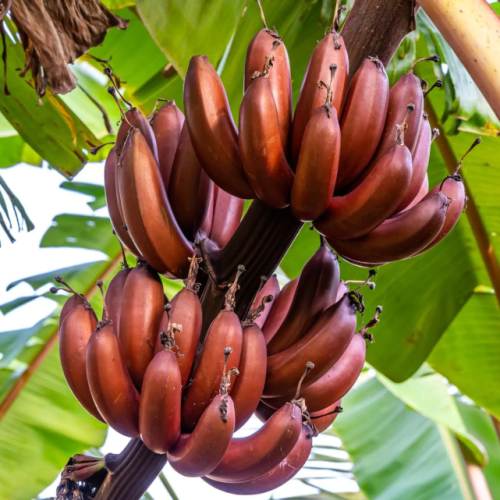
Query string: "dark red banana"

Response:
xmin=291 ymin=65 xmax=341 ymax=221
xmin=393 ymin=114 xmax=435 ymax=214
xmin=336 ymin=57 xmax=390 ymax=189
xmin=209 ymin=186 xmax=245 ymax=249
xmin=150 ymin=100 xmax=184 ymax=190
xmin=119 ymin=261 xmax=164 ymax=390
xmin=291 ymin=17 xmax=349 ymax=166
xmin=264 ymin=291 xmax=363 ymax=397
xmin=168 ymin=122 xmax=213 ymax=240
xmin=207 ymin=401 xmax=302 ymax=483
xmin=314 ymin=122 xmax=412 ymax=240
xmin=168 ymin=357 xmax=237 ymax=476
xmin=403 ymin=174 xmax=429 ymax=213
xmin=239 ymin=75 xmax=294 ymax=208
xmin=86 ymin=282 xmax=140 ymax=437
xmin=154 ymin=258 xmax=203 ymax=387
xmin=251 ymin=274 xmax=280 ymax=329
xmin=231 ymin=299 xmax=269 ymax=431
xmin=184 ymin=56 xmax=254 ymax=199
xmin=265 ymin=307 xmax=382 ymax=412
xmin=245 ymin=27 xmax=292 ymax=153
xmin=370 ymin=56 xmax=439 ymax=165
xmin=103 ymin=148 xmax=140 ymax=257
xmin=328 ymin=192 xmax=449 ymax=265
xmin=139 ymin=325 xmax=182 ymax=454
xmin=199 ymin=184 xmax=215 ymax=238
xmin=118 ymin=128 xmax=194 ymax=277
xmin=310 ymin=401 xmax=342 ymax=433
xmin=418 ymin=138 xmax=480 ymax=252
xmin=262 ymin=278 xmax=298 ymax=345
xmin=115 ymin=106 xmax=158 ymax=163
xmin=203 ymin=423 xmax=313 ymax=495
xmin=267 ymin=241 xmax=340 ymax=355
xmin=181 ymin=268 xmax=245 ymax=431
xmin=54 ymin=280 xmax=103 ymax=422
xmin=104 ymin=259 xmax=131 ymax=333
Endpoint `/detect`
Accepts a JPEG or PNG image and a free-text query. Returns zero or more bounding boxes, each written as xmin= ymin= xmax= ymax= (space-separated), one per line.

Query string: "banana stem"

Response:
xmin=418 ymin=0 xmax=500 ymax=120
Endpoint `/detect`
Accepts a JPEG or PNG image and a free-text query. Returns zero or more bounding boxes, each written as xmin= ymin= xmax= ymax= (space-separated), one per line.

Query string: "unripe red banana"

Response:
xmin=118 ymin=261 xmax=164 ymax=390
xmin=168 ymin=122 xmax=213 ymax=240
xmin=336 ymin=57 xmax=390 ymax=189
xmin=209 ymin=186 xmax=245 ymax=249
xmin=264 ymin=290 xmax=364 ymax=397
xmin=184 ymin=56 xmax=254 ymax=199
xmin=103 ymin=148 xmax=140 ymax=257
xmin=291 ymin=65 xmax=341 ymax=221
xmin=207 ymin=401 xmax=302 ymax=483
xmin=265 ymin=306 xmax=382 ymax=412
xmin=118 ymin=128 xmax=194 ymax=278
xmin=150 ymin=100 xmax=184 ymax=190
xmin=239 ymin=75 xmax=294 ymax=209
xmin=328 ymin=192 xmax=449 ymax=265
xmin=251 ymin=274 xmax=280 ymax=329
xmin=310 ymin=401 xmax=342 ymax=433
xmin=203 ymin=423 xmax=314 ymax=495
xmin=154 ymin=258 xmax=203 ymax=387
xmin=262 ymin=278 xmax=298 ymax=345
xmin=53 ymin=278 xmax=103 ymax=422
xmin=168 ymin=356 xmax=237 ymax=477
xmin=139 ymin=325 xmax=182 ymax=454
xmin=267 ymin=241 xmax=340 ymax=355
xmin=369 ymin=56 xmax=439 ymax=166
xmin=86 ymin=281 xmax=140 ymax=437
xmin=245 ymin=27 xmax=292 ymax=153
xmin=231 ymin=297 xmax=270 ymax=431
xmin=181 ymin=267 xmax=245 ymax=431
xmin=393 ymin=114 xmax=436 ymax=214
xmin=418 ymin=138 xmax=480 ymax=253
xmin=314 ymin=120 xmax=413 ymax=240
xmin=291 ymin=12 xmax=349 ymax=166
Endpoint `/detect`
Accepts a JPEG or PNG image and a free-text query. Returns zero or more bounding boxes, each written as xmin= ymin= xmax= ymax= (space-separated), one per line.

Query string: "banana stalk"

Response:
xmin=418 ymin=0 xmax=500 ymax=120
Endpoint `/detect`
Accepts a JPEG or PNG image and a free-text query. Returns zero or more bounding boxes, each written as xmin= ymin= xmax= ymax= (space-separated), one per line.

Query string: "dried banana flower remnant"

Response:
xmin=9 ymin=0 xmax=128 ymax=97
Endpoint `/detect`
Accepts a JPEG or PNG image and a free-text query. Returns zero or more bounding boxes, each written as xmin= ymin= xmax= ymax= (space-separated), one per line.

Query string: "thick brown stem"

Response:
xmin=90 ymin=1 xmax=417 ymax=498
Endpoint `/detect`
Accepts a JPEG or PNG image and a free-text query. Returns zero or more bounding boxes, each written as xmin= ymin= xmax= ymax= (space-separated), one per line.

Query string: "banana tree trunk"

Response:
xmin=418 ymin=0 xmax=500 ymax=120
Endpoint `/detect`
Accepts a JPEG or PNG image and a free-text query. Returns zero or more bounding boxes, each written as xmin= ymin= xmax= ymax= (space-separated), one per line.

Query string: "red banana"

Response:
xmin=184 ymin=56 xmax=254 ymax=199
xmin=168 ymin=355 xmax=237 ymax=476
xmin=103 ymin=148 xmax=140 ymax=257
xmin=264 ymin=290 xmax=363 ymax=397
xmin=314 ymin=120 xmax=412 ymax=240
xmin=251 ymin=274 xmax=280 ymax=329
xmin=119 ymin=261 xmax=164 ymax=390
xmin=393 ymin=114 xmax=436 ymax=214
xmin=291 ymin=14 xmax=349 ymax=166
xmin=181 ymin=267 xmax=245 ymax=431
xmin=419 ymin=138 xmax=480 ymax=252
xmin=262 ymin=278 xmax=298 ymax=344
xmin=291 ymin=65 xmax=341 ymax=221
xmin=168 ymin=122 xmax=213 ymax=240
xmin=207 ymin=401 xmax=302 ymax=483
xmin=265 ymin=307 xmax=382 ymax=412
xmin=370 ymin=56 xmax=439 ymax=166
xmin=139 ymin=324 xmax=182 ymax=454
xmin=328 ymin=192 xmax=449 ymax=265
xmin=267 ymin=241 xmax=340 ymax=355
xmin=310 ymin=402 xmax=342 ymax=433
xmin=203 ymin=423 xmax=313 ymax=495
xmin=150 ymin=100 xmax=184 ymax=190
xmin=231 ymin=298 xmax=270 ymax=431
xmin=53 ymin=278 xmax=103 ymax=422
xmin=104 ymin=256 xmax=131 ymax=333
xmin=404 ymin=174 xmax=429 ymax=213
xmin=199 ymin=184 xmax=215 ymax=238
xmin=86 ymin=282 xmax=140 ymax=437
xmin=245 ymin=26 xmax=292 ymax=153
xmin=239 ymin=74 xmax=294 ymax=209
xmin=118 ymin=128 xmax=194 ymax=278
xmin=209 ymin=186 xmax=245 ymax=249
xmin=154 ymin=258 xmax=203 ymax=387
xmin=255 ymin=400 xmax=276 ymax=423
xmin=336 ymin=57 xmax=390 ymax=189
